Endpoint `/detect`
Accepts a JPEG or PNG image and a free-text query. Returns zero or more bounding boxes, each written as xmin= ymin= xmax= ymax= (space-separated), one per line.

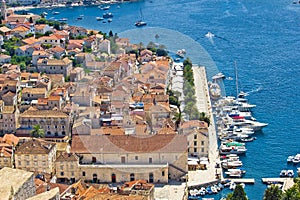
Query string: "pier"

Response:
xmin=225 ymin=178 xmax=255 ymax=184
xmin=262 ymin=178 xmax=294 ymax=191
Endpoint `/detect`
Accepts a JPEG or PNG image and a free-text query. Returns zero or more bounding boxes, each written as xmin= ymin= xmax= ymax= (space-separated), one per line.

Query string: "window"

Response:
xmin=201 ymin=141 xmax=205 ymax=145
xmin=18 ymin=161 xmax=21 ymax=166
xmin=130 ymin=173 xmax=135 ymax=181
xmin=70 ymin=164 xmax=73 ymax=169
xmin=26 ymin=161 xmax=30 ymax=165
xmin=82 ymin=171 xmax=86 ymax=176
xmin=194 ymin=134 xmax=197 ymax=139
xmin=194 ymin=141 xmax=197 ymax=146
xmin=25 ymin=155 xmax=29 ymax=160
xmin=47 ymin=131 xmax=51 ymax=135
xmin=62 ymin=131 xmax=66 ymax=135
xmin=60 ymin=172 xmax=64 ymax=176
xmin=55 ymin=125 xmax=57 ymax=129
xmin=162 ymin=171 xmax=165 ymax=176
xmin=71 ymin=171 xmax=74 ymax=176
xmin=111 ymin=173 xmax=116 ymax=183
xmin=149 ymin=173 xmax=154 ymax=183
xmin=34 ymin=155 xmax=37 ymax=160
xmin=92 ymin=157 xmax=97 ymax=163
xmin=135 ymin=156 xmax=138 ymax=160
xmin=149 ymin=157 xmax=152 ymax=164
xmin=43 ymin=161 xmax=46 ymax=166
xmin=194 ymin=148 xmax=197 ymax=153
xmin=201 ymin=148 xmax=205 ymax=152
xmin=121 ymin=156 xmax=125 ymax=164
xmin=34 ymin=161 xmax=37 ymax=166
xmin=60 ymin=165 xmax=63 ymax=170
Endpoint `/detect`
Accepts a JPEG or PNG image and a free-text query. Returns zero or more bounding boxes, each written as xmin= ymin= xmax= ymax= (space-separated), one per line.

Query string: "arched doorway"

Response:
xmin=149 ymin=173 xmax=154 ymax=183
xmin=111 ymin=173 xmax=116 ymax=183
xmin=130 ymin=173 xmax=135 ymax=181
xmin=93 ymin=174 xmax=97 ymax=183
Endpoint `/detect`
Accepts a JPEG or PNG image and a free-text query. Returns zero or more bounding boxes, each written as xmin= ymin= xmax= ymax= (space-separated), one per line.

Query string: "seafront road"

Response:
xmin=188 ymin=66 xmax=221 ymax=187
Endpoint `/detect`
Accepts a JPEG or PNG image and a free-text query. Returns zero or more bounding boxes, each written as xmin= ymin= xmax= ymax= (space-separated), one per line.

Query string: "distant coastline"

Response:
xmin=7 ymin=0 xmax=139 ymax=12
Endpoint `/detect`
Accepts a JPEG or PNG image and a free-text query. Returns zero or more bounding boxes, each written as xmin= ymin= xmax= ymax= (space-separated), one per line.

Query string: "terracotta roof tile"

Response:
xmin=71 ymin=134 xmax=187 ymax=154
xmin=15 ymin=139 xmax=55 ymax=155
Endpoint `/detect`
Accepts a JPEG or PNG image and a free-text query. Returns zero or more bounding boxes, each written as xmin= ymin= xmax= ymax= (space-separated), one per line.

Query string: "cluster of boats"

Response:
xmin=279 ymin=169 xmax=294 ymax=178
xmin=213 ymin=91 xmax=267 ymax=180
xmin=214 ymin=93 xmax=268 ymax=142
xmin=188 ymin=180 xmax=244 ymax=199
xmin=287 ymin=154 xmax=300 ymax=164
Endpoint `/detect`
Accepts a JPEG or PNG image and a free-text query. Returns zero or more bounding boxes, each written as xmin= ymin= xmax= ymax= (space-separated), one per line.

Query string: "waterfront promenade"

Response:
xmin=188 ymin=66 xmax=221 ymax=187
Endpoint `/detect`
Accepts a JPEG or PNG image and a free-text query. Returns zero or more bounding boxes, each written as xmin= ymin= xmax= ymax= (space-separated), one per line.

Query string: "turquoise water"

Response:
xmin=30 ymin=0 xmax=300 ymax=199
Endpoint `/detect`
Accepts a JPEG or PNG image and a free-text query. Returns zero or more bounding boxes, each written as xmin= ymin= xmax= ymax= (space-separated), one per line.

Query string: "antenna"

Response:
xmin=234 ymin=61 xmax=239 ymax=98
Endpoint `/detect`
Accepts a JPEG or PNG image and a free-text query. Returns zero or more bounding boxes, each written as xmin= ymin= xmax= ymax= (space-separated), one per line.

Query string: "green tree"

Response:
xmin=227 ymin=184 xmax=247 ymax=200
xmin=31 ymin=125 xmax=45 ymax=138
xmin=156 ymin=48 xmax=167 ymax=56
xmin=263 ymin=185 xmax=282 ymax=200
xmin=108 ymin=30 xmax=113 ymax=38
xmin=199 ymin=112 xmax=210 ymax=126
xmin=172 ymin=108 xmax=182 ymax=131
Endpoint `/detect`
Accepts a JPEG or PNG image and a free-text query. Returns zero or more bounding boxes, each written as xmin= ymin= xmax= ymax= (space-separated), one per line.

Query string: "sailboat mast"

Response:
xmin=234 ymin=61 xmax=239 ymax=98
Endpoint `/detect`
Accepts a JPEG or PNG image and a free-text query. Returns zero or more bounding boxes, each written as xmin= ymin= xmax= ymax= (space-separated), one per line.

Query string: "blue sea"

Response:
xmin=30 ymin=0 xmax=300 ymax=199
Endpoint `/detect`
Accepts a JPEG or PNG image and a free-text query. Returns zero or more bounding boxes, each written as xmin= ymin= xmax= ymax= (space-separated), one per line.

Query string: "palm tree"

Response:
xmin=172 ymin=108 xmax=182 ymax=130
xmin=263 ymin=185 xmax=282 ymax=200
xmin=31 ymin=125 xmax=45 ymax=138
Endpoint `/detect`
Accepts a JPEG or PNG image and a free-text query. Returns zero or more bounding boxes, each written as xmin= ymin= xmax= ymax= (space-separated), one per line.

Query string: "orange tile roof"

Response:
xmin=12 ymin=26 xmax=30 ymax=32
xmin=22 ymin=37 xmax=39 ymax=45
xmin=2 ymin=134 xmax=19 ymax=147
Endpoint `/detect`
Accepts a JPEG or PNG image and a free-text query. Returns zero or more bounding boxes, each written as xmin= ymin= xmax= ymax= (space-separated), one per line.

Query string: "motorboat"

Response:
xmin=229 ymin=181 xmax=236 ymax=190
xmin=101 ymin=5 xmax=110 ymax=10
xmin=225 ymin=168 xmax=246 ymax=178
xmin=219 ymin=145 xmax=247 ymax=155
xmin=222 ymin=160 xmax=243 ymax=169
xmin=205 ymin=31 xmax=215 ymax=39
xmin=103 ymin=12 xmax=113 ymax=18
xmin=96 ymin=17 xmax=104 ymax=21
xmin=292 ymin=154 xmax=300 ymax=164
xmin=280 ymin=170 xmax=294 ymax=177
xmin=176 ymin=49 xmax=186 ymax=58
xmin=209 ymin=82 xmax=222 ymax=100
xmin=108 ymin=18 xmax=112 ymax=23
xmin=239 ymin=137 xmax=256 ymax=142
xmin=212 ymin=72 xmax=226 ymax=80
xmin=52 ymin=11 xmax=60 ymax=15
xmin=58 ymin=18 xmax=68 ymax=22
xmin=287 ymin=156 xmax=294 ymax=162
xmin=135 ymin=20 xmax=147 ymax=27
xmin=77 ymin=16 xmax=83 ymax=20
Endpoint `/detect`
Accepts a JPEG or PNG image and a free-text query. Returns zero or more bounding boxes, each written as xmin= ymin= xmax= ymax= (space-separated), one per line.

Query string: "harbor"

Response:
xmin=26 ymin=0 xmax=300 ymax=198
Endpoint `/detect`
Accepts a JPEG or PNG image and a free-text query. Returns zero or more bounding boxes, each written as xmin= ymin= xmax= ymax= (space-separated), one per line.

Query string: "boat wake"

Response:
xmin=241 ymin=86 xmax=263 ymax=96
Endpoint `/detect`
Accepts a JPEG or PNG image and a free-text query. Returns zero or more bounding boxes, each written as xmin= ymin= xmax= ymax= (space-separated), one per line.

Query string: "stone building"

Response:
xmin=0 ymin=167 xmax=36 ymax=199
xmin=68 ymin=134 xmax=188 ymax=184
xmin=15 ymin=139 xmax=57 ymax=175
xmin=18 ymin=109 xmax=70 ymax=138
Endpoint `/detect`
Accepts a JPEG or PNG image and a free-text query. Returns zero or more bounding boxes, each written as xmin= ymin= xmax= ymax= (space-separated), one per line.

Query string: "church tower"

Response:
xmin=1 ymin=0 xmax=6 ymax=21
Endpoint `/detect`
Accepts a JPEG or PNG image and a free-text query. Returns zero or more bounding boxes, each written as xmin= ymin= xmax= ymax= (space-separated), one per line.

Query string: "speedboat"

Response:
xmin=108 ymin=18 xmax=112 ymax=23
xmin=212 ymin=72 xmax=226 ymax=80
xmin=229 ymin=181 xmax=236 ymax=190
xmin=96 ymin=17 xmax=104 ymax=21
xmin=58 ymin=18 xmax=68 ymax=22
xmin=101 ymin=5 xmax=110 ymax=10
xmin=176 ymin=49 xmax=186 ymax=58
xmin=103 ymin=12 xmax=113 ymax=18
xmin=205 ymin=31 xmax=215 ymax=39
xmin=287 ymin=156 xmax=294 ymax=162
xmin=135 ymin=20 xmax=147 ymax=27
xmin=52 ymin=11 xmax=60 ymax=15
xmin=280 ymin=169 xmax=294 ymax=177
xmin=209 ymin=82 xmax=222 ymax=100
xmin=225 ymin=168 xmax=246 ymax=178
